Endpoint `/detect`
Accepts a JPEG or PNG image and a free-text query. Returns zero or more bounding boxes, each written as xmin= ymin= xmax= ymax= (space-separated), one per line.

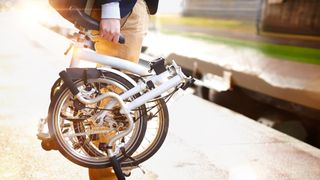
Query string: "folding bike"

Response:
xmin=37 ymin=9 xmax=194 ymax=179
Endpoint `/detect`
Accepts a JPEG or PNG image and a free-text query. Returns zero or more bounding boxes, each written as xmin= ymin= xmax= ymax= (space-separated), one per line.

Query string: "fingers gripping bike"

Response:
xmin=37 ymin=9 xmax=194 ymax=180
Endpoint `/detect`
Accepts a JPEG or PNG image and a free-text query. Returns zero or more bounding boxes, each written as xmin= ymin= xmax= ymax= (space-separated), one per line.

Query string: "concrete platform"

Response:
xmin=129 ymin=94 xmax=320 ymax=180
xmin=1 ymin=11 xmax=320 ymax=180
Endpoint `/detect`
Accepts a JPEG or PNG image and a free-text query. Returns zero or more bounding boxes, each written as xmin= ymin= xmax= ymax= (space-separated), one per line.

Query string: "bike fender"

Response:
xmin=66 ymin=68 xmax=101 ymax=80
xmin=97 ymin=67 xmax=138 ymax=86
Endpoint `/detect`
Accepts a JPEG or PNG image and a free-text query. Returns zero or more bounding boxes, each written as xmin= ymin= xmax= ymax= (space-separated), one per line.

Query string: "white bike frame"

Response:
xmin=71 ymin=47 xmax=186 ymax=113
xmin=66 ymin=35 xmax=190 ymax=156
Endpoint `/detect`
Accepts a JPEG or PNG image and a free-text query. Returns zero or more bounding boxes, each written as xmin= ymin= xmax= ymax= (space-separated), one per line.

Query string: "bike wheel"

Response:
xmin=121 ymin=98 xmax=169 ymax=167
xmin=50 ymin=77 xmax=63 ymax=100
xmin=48 ymin=71 xmax=147 ymax=168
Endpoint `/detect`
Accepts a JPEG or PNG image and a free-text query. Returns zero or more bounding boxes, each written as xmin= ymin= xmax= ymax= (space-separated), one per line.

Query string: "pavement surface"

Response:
xmin=1 ymin=11 xmax=320 ymax=180
xmin=0 ymin=12 xmax=88 ymax=179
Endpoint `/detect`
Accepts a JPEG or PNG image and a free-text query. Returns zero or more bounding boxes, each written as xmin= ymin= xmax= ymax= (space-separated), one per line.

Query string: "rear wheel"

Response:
xmin=50 ymin=78 xmax=63 ymax=100
xmin=48 ymin=71 xmax=147 ymax=168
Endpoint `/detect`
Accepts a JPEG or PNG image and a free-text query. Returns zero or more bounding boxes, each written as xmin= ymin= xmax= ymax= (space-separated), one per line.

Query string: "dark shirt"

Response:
xmin=98 ymin=0 xmax=159 ymax=17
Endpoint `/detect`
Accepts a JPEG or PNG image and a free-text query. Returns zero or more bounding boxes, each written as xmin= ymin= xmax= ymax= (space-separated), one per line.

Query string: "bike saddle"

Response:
xmin=68 ymin=7 xmax=100 ymax=30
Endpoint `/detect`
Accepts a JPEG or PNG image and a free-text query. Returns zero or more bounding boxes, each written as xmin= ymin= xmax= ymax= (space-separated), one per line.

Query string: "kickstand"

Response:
xmin=110 ymin=156 xmax=125 ymax=180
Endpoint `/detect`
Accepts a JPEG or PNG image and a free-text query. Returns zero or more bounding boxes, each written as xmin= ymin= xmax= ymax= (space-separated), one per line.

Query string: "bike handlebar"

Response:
xmin=69 ymin=7 xmax=125 ymax=44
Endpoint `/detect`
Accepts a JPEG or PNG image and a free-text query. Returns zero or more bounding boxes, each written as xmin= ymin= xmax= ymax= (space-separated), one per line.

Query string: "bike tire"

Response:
xmin=121 ymin=98 xmax=169 ymax=167
xmin=50 ymin=77 xmax=63 ymax=101
xmin=48 ymin=71 xmax=147 ymax=168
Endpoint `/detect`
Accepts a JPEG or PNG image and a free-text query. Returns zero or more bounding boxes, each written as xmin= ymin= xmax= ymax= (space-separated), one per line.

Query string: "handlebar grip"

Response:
xmin=84 ymin=19 xmax=126 ymax=44
xmin=118 ymin=35 xmax=125 ymax=44
xmin=69 ymin=8 xmax=125 ymax=44
xmin=89 ymin=21 xmax=126 ymax=44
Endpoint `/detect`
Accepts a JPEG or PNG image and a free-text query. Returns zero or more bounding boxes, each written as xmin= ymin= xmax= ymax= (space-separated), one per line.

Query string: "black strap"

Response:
xmin=83 ymin=69 xmax=88 ymax=85
xmin=120 ymin=147 xmax=145 ymax=174
xmin=110 ymin=156 xmax=125 ymax=180
xmin=120 ymin=147 xmax=136 ymax=163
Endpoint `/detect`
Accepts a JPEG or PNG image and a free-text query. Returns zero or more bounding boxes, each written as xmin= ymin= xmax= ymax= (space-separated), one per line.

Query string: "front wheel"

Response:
xmin=48 ymin=71 xmax=147 ymax=168
xmin=121 ymin=98 xmax=169 ymax=167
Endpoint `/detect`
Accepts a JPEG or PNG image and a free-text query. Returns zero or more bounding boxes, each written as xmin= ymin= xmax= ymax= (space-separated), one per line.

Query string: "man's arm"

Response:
xmin=100 ymin=1 xmax=121 ymax=43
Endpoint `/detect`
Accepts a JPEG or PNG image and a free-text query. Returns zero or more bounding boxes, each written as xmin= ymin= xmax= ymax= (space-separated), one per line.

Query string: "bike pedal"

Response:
xmin=37 ymin=132 xmax=58 ymax=151
xmin=37 ymin=132 xmax=51 ymax=141
xmin=40 ymin=138 xmax=58 ymax=151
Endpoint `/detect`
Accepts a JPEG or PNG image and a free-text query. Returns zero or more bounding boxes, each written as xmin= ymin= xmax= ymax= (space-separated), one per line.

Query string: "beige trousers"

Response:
xmin=89 ymin=0 xmax=149 ymax=179
xmin=92 ymin=0 xmax=149 ymax=63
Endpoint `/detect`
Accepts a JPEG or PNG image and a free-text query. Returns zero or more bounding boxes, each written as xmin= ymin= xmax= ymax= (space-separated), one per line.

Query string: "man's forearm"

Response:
xmin=100 ymin=1 xmax=121 ymax=43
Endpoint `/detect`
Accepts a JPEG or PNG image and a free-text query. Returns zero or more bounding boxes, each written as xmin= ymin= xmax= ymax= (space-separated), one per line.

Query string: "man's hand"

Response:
xmin=100 ymin=18 xmax=121 ymax=43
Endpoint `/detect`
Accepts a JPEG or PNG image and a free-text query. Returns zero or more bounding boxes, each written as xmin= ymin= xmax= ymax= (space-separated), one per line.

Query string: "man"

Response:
xmin=89 ymin=0 xmax=159 ymax=179
xmin=91 ymin=0 xmax=159 ymax=63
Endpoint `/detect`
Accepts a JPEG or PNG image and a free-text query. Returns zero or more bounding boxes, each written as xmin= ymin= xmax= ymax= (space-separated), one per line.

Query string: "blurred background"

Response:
xmin=0 ymin=0 xmax=320 ymax=179
xmin=154 ymin=0 xmax=320 ymax=148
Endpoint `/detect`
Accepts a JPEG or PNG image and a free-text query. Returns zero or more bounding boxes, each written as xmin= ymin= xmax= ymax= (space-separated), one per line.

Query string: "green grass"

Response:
xmin=152 ymin=16 xmax=255 ymax=32
xmin=152 ymin=16 xmax=320 ymax=64
xmin=162 ymin=29 xmax=320 ymax=65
